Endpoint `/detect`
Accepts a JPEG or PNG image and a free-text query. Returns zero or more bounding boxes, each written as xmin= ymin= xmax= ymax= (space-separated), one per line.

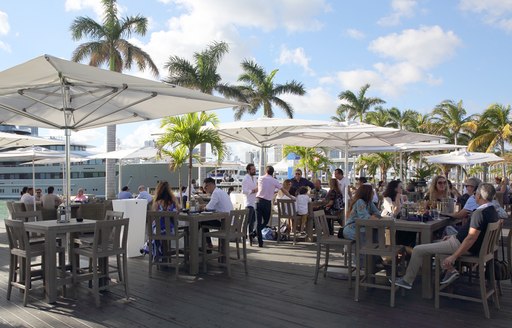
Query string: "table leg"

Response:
xmin=420 ymin=228 xmax=432 ymax=299
xmin=45 ymin=230 xmax=58 ymax=304
xmin=188 ymin=220 xmax=199 ymax=275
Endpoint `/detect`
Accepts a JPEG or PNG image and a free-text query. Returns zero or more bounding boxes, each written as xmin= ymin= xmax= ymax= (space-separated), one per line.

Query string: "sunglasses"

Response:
xmin=437 ymin=181 xmax=447 ymax=185
xmin=295 ymin=173 xmax=301 ymax=175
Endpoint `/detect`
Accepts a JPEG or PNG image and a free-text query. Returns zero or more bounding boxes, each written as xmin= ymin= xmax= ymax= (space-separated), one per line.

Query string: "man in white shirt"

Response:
xmin=242 ymin=163 xmax=258 ymax=241
xmin=334 ymin=168 xmax=350 ymax=202
xmin=136 ymin=185 xmax=153 ymax=203
xmin=201 ymin=177 xmax=234 ymax=248
xmin=20 ymin=187 xmax=35 ymax=209
xmin=184 ymin=179 xmax=197 ymax=204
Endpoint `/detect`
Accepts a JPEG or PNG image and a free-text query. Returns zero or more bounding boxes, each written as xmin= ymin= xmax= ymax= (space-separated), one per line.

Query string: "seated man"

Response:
xmin=136 ymin=185 xmax=153 ymax=203
xmin=20 ymin=187 xmax=35 ymax=208
xmin=117 ymin=186 xmax=132 ymax=199
xmin=311 ymin=179 xmax=327 ymax=201
xmin=41 ymin=186 xmax=62 ymax=209
xmin=395 ymin=183 xmax=500 ymax=289
xmin=454 ymin=177 xmax=481 ymax=217
xmin=200 ymin=177 xmax=234 ymax=248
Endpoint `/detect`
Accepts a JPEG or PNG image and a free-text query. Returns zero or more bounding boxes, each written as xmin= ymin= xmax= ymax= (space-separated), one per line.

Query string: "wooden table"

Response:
xmin=178 ymin=212 xmax=229 ymax=275
xmin=393 ymin=216 xmax=455 ymax=298
xmin=24 ymin=219 xmax=96 ymax=304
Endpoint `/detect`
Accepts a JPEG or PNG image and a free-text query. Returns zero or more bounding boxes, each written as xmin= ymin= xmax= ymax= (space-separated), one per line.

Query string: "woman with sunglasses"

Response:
xmin=424 ymin=175 xmax=453 ymax=202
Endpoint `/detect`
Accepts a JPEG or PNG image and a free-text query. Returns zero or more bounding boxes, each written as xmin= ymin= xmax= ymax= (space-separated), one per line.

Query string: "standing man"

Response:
xmin=334 ymin=168 xmax=350 ymax=203
xmin=42 ymin=186 xmax=62 ymax=209
xmin=291 ymin=168 xmax=315 ymax=193
xmin=255 ymin=166 xmax=295 ymax=247
xmin=242 ymin=163 xmax=258 ymax=242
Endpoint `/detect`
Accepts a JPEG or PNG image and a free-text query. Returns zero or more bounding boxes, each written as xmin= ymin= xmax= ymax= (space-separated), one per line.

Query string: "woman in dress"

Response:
xmin=151 ymin=181 xmax=180 ymax=259
xmin=343 ymin=184 xmax=381 ymax=241
xmin=324 ymin=178 xmax=343 ymax=215
xmin=381 ymin=180 xmax=406 ymax=218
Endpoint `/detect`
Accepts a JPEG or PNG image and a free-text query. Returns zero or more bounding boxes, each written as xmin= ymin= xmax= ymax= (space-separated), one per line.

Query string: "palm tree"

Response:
xmin=356 ymin=152 xmax=396 ymax=182
xmin=405 ymin=112 xmax=433 ymax=134
xmin=157 ymin=112 xmax=225 ymax=201
xmin=160 ymin=145 xmax=190 ymax=204
xmin=282 ymin=146 xmax=330 ymax=179
xmin=233 ymin=59 xmax=306 ymax=119
xmin=387 ymin=107 xmax=416 ymax=130
xmin=431 ymin=100 xmax=473 ymax=145
xmin=468 ymin=103 xmax=512 ymax=176
xmin=334 ymin=84 xmax=385 ymax=122
xmin=163 ymin=41 xmax=240 ymax=182
xmin=364 ymin=106 xmax=392 ymax=127
xmin=70 ymin=0 xmax=159 ymax=199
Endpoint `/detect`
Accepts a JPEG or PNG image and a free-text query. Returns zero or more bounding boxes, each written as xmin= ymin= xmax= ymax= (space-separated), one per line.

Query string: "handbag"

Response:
xmin=485 ymin=228 xmax=511 ymax=281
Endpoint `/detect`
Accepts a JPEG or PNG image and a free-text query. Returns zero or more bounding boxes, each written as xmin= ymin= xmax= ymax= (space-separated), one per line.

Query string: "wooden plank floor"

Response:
xmin=0 ymin=225 xmax=511 ymax=328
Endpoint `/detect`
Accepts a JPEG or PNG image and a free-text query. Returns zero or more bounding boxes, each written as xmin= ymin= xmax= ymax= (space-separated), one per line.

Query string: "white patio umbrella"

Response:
xmin=0 ymin=146 xmax=67 ymax=209
xmin=264 ymin=121 xmax=445 ymax=213
xmin=0 ymin=55 xmax=242 ymax=218
xmin=0 ymin=131 xmax=62 ymax=148
xmin=424 ymin=150 xmax=503 ymax=165
xmin=215 ymin=117 xmax=330 ymax=173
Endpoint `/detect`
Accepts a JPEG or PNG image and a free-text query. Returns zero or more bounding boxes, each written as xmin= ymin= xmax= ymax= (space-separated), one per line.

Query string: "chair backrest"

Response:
xmin=105 ymin=210 xmax=124 ymax=220
xmin=228 ymin=209 xmax=249 ymax=237
xmin=6 ymin=201 xmax=15 ymax=218
xmin=4 ymin=219 xmax=30 ymax=252
xmin=40 ymin=208 xmax=58 ymax=221
xmin=478 ymin=220 xmax=503 ymax=258
xmin=277 ymin=198 xmax=297 ymax=218
xmin=313 ymin=210 xmax=330 ymax=240
xmin=12 ymin=210 xmax=43 ymax=223
xmin=146 ymin=211 xmax=179 ymax=241
xmin=11 ymin=202 xmax=26 ymax=214
xmin=355 ymin=219 xmax=395 ymax=249
xmin=78 ymin=203 xmax=106 ymax=220
xmin=92 ymin=218 xmax=129 ymax=254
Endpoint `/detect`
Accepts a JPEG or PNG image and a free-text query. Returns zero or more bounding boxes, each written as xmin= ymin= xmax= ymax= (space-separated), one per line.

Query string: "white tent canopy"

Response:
xmin=88 ymin=147 xmax=158 ymax=160
xmin=0 ymin=55 xmax=243 ymax=216
xmin=349 ymin=142 xmax=464 ymax=154
xmin=0 ymin=131 xmax=62 ymax=148
xmin=425 ymin=150 xmax=504 ymax=165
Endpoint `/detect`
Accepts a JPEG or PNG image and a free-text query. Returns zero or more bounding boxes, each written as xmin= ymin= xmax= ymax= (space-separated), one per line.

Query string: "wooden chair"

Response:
xmin=355 ymin=219 xmax=403 ymax=307
xmin=203 ymin=209 xmax=249 ymax=277
xmin=508 ymin=228 xmax=512 ymax=285
xmin=72 ymin=218 xmax=130 ymax=307
xmin=276 ymin=199 xmax=302 ymax=245
xmin=313 ymin=210 xmax=356 ymax=288
xmin=146 ymin=211 xmax=187 ymax=279
xmin=77 ymin=203 xmax=108 ymax=221
xmin=435 ymin=220 xmax=502 ymax=318
xmin=4 ymin=219 xmax=66 ymax=306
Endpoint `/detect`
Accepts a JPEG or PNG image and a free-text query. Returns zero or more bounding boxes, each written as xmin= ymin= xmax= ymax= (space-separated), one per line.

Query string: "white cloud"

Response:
xmin=369 ymin=26 xmax=462 ymax=69
xmin=280 ymin=87 xmax=339 ymax=115
xmin=378 ymin=0 xmax=418 ymax=26
xmin=65 ymin=0 xmax=104 ymax=17
xmin=323 ymin=26 xmax=461 ymax=96
xmin=0 ymin=40 xmax=11 ymax=52
xmin=0 ymin=11 xmax=10 ymax=35
xmin=345 ymin=28 xmax=365 ymax=40
xmin=119 ymin=122 xmax=161 ymax=149
xmin=459 ymin=0 xmax=512 ymax=32
xmin=137 ymin=0 xmax=329 ymax=83
xmin=278 ymin=45 xmax=314 ymax=75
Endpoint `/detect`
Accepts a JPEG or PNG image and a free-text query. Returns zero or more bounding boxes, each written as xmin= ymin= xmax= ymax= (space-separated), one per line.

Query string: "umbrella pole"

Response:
xmin=344 ymin=144 xmax=349 ymax=219
xmin=65 ymin=128 xmax=71 ymax=220
xmin=32 ymin=156 xmax=36 ymax=211
xmin=399 ymin=151 xmax=403 ymax=182
xmin=118 ymin=159 xmax=122 ymax=193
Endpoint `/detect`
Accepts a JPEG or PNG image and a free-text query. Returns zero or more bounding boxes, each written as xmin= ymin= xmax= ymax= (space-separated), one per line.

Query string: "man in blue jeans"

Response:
xmin=255 ymin=166 xmax=295 ymax=247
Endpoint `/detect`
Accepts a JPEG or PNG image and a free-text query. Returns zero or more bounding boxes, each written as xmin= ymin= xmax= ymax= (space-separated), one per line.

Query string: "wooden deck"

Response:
xmin=0 ymin=225 xmax=511 ymax=328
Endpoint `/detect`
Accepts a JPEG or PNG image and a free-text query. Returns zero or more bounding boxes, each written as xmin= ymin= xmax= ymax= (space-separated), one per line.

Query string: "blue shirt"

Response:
xmin=343 ymin=199 xmax=381 ymax=240
xmin=463 ymin=195 xmax=478 ymax=211
xmin=117 ymin=191 xmax=132 ymax=199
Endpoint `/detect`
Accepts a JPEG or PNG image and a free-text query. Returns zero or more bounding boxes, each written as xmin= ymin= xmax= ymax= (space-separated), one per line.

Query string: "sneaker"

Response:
xmin=440 ymin=270 xmax=459 ymax=285
xmin=391 ymin=277 xmax=412 ymax=290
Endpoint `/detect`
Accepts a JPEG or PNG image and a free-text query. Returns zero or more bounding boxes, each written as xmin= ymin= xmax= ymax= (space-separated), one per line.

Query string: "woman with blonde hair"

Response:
xmin=424 ymin=175 xmax=451 ymax=202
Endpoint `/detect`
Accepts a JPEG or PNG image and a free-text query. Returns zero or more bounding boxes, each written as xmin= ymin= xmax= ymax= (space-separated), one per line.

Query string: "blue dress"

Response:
xmin=343 ymin=199 xmax=381 ymax=240
xmin=151 ymin=203 xmax=176 ymax=260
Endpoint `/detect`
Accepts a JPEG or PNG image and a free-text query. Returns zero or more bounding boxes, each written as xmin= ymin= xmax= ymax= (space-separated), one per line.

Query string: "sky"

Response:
xmin=1 ymin=0 xmax=512 ymax=157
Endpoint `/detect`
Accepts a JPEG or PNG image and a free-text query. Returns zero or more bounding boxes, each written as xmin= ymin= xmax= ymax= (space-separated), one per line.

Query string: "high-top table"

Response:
xmin=392 ymin=216 xmax=456 ymax=298
xmin=178 ymin=212 xmax=229 ymax=275
xmin=24 ymin=219 xmax=96 ymax=304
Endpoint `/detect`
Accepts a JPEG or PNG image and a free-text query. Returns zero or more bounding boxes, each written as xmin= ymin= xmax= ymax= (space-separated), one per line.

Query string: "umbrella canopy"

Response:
xmin=88 ymin=147 xmax=158 ymax=160
xmin=215 ymin=117 xmax=330 ymax=173
xmin=0 ymin=131 xmax=62 ymax=148
xmin=424 ymin=150 xmax=504 ymax=165
xmin=0 ymin=55 xmax=242 ymax=215
xmin=349 ymin=142 xmax=463 ymax=154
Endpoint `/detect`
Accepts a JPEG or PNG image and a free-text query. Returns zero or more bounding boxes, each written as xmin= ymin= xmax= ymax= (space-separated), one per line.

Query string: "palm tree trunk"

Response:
xmin=188 ymin=150 xmax=193 ymax=204
xmin=501 ymin=141 xmax=506 ymax=178
xmin=105 ymin=125 xmax=116 ymax=199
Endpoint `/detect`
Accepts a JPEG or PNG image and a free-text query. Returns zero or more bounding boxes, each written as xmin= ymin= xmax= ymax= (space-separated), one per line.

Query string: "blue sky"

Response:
xmin=1 ymin=0 xmax=512 ymax=155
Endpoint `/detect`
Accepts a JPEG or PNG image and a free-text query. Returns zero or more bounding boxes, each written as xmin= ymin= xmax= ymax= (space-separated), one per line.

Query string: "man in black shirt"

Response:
xmin=291 ymin=168 xmax=314 ymax=193
xmin=395 ymin=183 xmax=499 ymax=290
